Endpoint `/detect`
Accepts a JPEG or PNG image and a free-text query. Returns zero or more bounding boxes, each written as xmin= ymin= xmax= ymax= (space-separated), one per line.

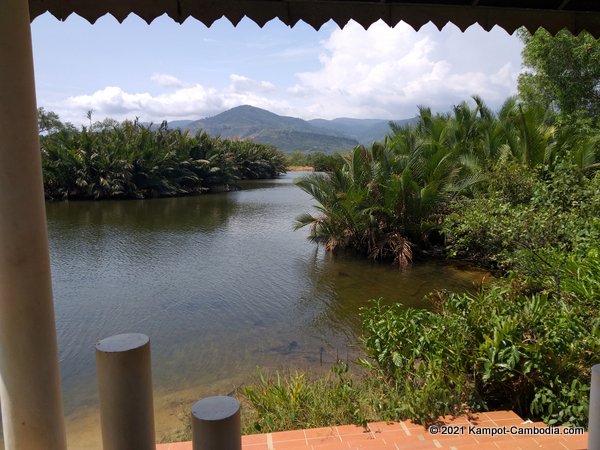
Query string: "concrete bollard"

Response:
xmin=96 ymin=333 xmax=156 ymax=450
xmin=192 ymin=396 xmax=241 ymax=450
xmin=590 ymin=364 xmax=600 ymax=450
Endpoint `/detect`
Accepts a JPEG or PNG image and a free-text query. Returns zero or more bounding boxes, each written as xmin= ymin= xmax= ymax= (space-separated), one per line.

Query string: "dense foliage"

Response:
xmin=363 ymin=160 xmax=600 ymax=426
xmin=361 ymin=244 xmax=599 ymax=426
xmin=140 ymin=29 xmax=600 ymax=440
xmin=294 ymin=96 xmax=594 ymax=267
xmin=518 ymin=29 xmax=600 ymax=120
xmin=286 ymin=150 xmax=345 ymax=172
xmin=39 ymin=114 xmax=286 ymax=200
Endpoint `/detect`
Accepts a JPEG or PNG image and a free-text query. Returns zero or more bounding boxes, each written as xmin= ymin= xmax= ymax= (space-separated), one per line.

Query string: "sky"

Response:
xmin=31 ymin=13 xmax=524 ymax=126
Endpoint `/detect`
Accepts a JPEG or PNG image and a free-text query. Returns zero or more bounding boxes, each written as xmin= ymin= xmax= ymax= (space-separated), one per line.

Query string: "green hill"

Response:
xmin=166 ymin=105 xmax=415 ymax=153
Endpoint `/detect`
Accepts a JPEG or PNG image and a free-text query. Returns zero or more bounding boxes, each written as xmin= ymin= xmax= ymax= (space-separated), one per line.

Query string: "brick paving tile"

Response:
xmin=368 ymin=421 xmax=407 ymax=434
xmin=155 ymin=411 xmax=589 ymax=450
xmin=304 ymin=426 xmax=339 ymax=440
xmin=491 ymin=417 xmax=530 ymax=428
xmin=520 ymin=422 xmax=550 ymax=429
xmin=164 ymin=443 xmax=192 ymax=450
xmin=375 ymin=430 xmax=424 ymax=445
xmin=491 ymin=440 xmax=520 ymax=449
xmin=243 ymin=444 xmax=270 ymax=450
xmin=243 ymin=433 xmax=269 ymax=444
xmin=437 ymin=415 xmax=473 ymax=425
xmin=527 ymin=442 xmax=570 ymax=450
xmin=341 ymin=432 xmax=380 ymax=447
xmin=450 ymin=442 xmax=501 ymax=449
xmin=514 ymin=437 xmax=552 ymax=448
xmin=560 ymin=434 xmax=588 ymax=450
xmin=346 ymin=440 xmax=396 ymax=449
xmin=393 ymin=440 xmax=443 ymax=450
xmin=306 ymin=437 xmax=343 ymax=447
xmin=473 ymin=433 xmax=516 ymax=445
xmin=532 ymin=434 xmax=568 ymax=444
xmin=308 ymin=442 xmax=351 ymax=450
xmin=272 ymin=429 xmax=308 ymax=444
xmin=403 ymin=421 xmax=430 ymax=431
xmin=272 ymin=443 xmax=314 ymax=450
xmin=483 ymin=411 xmax=522 ymax=422
xmin=335 ymin=425 xmax=371 ymax=437
xmin=433 ymin=435 xmax=480 ymax=447
xmin=465 ymin=419 xmax=497 ymax=429
xmin=407 ymin=431 xmax=435 ymax=442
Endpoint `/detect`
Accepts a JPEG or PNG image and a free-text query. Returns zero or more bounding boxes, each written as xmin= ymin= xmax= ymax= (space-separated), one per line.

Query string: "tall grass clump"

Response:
xmin=240 ymin=364 xmax=378 ymax=433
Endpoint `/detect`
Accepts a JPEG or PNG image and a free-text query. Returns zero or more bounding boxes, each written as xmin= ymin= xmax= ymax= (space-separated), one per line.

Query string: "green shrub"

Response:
xmin=359 ymin=272 xmax=598 ymax=428
xmin=359 ymin=300 xmax=476 ymax=423
xmin=240 ymin=364 xmax=376 ymax=433
xmin=445 ymin=160 xmax=600 ymax=272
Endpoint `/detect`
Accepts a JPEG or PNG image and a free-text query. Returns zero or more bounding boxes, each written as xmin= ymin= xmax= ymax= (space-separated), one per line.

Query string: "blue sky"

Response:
xmin=31 ymin=13 xmax=524 ymax=125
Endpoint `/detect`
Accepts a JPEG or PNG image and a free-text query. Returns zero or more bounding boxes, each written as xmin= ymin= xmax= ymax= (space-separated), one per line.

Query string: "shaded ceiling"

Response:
xmin=29 ymin=1 xmax=600 ymax=37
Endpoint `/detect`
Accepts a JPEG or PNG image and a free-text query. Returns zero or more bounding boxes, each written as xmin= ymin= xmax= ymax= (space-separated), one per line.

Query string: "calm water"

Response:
xmin=1 ymin=172 xmax=487 ymax=448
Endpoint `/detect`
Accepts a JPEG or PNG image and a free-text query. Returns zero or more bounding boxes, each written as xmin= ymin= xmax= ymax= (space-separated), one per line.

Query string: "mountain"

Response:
xmin=165 ymin=119 xmax=194 ymax=129
xmin=309 ymin=117 xmax=419 ymax=146
xmin=166 ymin=105 xmax=416 ymax=153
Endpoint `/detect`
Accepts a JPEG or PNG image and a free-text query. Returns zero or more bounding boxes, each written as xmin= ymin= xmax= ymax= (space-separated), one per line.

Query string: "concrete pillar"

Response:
xmin=0 ymin=0 xmax=67 ymax=448
xmin=96 ymin=333 xmax=156 ymax=450
xmin=590 ymin=364 xmax=600 ymax=450
xmin=192 ymin=396 xmax=241 ymax=450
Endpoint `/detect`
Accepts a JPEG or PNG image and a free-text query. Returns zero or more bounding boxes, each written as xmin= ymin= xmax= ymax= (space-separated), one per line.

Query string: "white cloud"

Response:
xmin=61 ymin=75 xmax=288 ymax=124
xmin=47 ymin=21 xmax=522 ymax=125
xmin=64 ymin=85 xmax=222 ymax=120
xmin=150 ymin=73 xmax=186 ymax=88
xmin=230 ymin=74 xmax=275 ymax=93
xmin=290 ymin=21 xmax=522 ymax=119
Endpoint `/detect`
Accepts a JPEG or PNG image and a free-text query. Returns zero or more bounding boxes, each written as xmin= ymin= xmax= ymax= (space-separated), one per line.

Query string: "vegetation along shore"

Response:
xmin=38 ymin=112 xmax=287 ymax=200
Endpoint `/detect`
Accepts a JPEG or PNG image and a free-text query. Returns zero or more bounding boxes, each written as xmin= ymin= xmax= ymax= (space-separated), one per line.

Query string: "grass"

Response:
xmin=160 ymin=362 xmax=405 ymax=442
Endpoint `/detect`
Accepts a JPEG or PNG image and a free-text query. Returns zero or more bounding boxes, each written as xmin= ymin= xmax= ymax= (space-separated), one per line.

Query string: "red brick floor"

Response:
xmin=156 ymin=410 xmax=589 ymax=449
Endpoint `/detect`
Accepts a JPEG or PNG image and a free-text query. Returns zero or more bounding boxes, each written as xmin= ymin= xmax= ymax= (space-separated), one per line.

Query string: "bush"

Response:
xmin=360 ymin=300 xmax=476 ymax=423
xmin=445 ymin=159 xmax=600 ymax=272
xmin=240 ymin=364 xmax=375 ymax=433
xmin=359 ymin=268 xmax=598 ymax=428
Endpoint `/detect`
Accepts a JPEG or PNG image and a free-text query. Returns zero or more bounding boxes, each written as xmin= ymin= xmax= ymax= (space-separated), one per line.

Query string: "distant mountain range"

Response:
xmin=162 ymin=105 xmax=417 ymax=153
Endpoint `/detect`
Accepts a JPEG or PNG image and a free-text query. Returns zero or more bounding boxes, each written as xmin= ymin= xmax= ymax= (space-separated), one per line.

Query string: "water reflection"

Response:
xmin=46 ymin=192 xmax=240 ymax=233
xmin=297 ymin=247 xmax=487 ymax=342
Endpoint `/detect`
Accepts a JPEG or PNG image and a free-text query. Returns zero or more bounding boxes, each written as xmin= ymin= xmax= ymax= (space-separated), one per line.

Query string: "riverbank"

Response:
xmin=287 ymin=166 xmax=315 ymax=171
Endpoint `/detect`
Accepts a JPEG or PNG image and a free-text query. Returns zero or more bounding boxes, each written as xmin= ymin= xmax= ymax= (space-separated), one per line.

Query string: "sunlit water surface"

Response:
xmin=0 ymin=172 xmax=488 ymax=449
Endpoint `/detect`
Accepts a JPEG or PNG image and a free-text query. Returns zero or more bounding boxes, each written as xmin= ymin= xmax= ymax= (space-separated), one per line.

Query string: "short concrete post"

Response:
xmin=590 ymin=364 xmax=600 ymax=450
xmin=96 ymin=333 xmax=156 ymax=450
xmin=192 ymin=396 xmax=241 ymax=450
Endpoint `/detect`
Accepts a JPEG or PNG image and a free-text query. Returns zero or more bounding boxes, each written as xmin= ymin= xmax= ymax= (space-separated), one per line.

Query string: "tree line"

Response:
xmin=39 ymin=113 xmax=287 ymax=200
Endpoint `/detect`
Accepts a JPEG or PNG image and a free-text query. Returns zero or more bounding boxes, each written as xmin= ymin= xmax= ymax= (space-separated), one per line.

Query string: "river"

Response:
xmin=1 ymin=172 xmax=487 ymax=449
